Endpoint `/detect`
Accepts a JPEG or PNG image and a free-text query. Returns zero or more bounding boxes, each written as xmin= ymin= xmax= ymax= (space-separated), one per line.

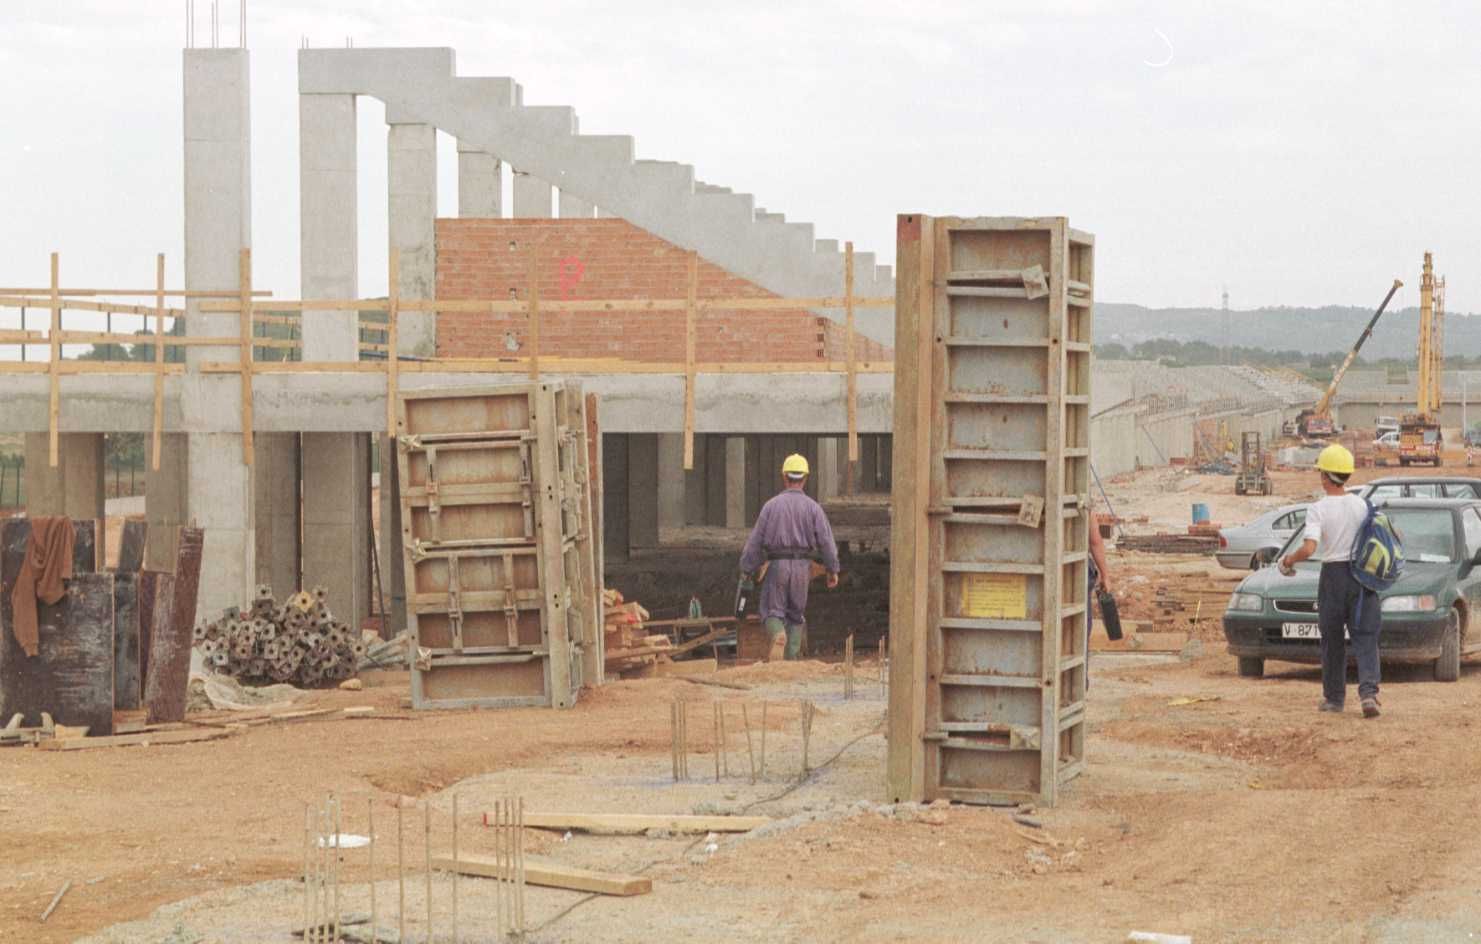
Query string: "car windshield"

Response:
xmin=1274 ymin=507 xmax=1456 ymax=564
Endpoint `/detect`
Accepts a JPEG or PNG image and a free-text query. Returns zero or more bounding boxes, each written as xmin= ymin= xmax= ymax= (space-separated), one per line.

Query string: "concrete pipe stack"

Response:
xmin=194 ymin=585 xmax=367 ymax=687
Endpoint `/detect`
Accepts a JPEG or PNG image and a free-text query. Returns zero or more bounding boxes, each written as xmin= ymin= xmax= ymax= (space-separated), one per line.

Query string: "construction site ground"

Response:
xmin=7 ymin=462 xmax=1481 ymax=942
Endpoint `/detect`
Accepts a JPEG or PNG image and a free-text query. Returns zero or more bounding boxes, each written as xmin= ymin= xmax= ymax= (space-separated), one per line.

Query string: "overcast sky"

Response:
xmin=0 ymin=1 xmax=1475 ymax=319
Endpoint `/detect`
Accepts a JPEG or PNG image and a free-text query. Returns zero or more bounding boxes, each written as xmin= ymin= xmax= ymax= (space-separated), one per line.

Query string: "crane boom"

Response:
xmin=1312 ymin=279 xmax=1404 ymax=418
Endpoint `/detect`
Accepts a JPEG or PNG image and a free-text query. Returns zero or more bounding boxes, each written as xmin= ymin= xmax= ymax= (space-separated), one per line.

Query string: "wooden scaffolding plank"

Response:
xmin=48 ymin=252 xmax=60 ymax=467
xmin=151 ymin=253 xmax=166 ymax=471
xmin=386 ymin=248 xmax=400 ymax=437
xmin=683 ymin=251 xmax=698 ymax=471
xmin=432 ymin=854 xmax=651 ymax=897
xmin=845 ymin=241 xmax=859 ymax=463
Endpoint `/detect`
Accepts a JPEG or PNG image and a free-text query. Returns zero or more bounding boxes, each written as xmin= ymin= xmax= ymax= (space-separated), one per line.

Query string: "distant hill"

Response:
xmin=1097 ymin=303 xmax=1479 ymax=361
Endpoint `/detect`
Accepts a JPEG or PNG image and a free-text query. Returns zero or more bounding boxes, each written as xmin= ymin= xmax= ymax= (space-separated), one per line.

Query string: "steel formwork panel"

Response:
xmin=396 ymin=381 xmax=598 ymax=709
xmin=888 ymin=216 xmax=1093 ymax=806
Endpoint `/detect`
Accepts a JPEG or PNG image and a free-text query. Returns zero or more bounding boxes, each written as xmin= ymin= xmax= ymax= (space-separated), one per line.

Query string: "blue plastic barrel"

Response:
xmin=1191 ymin=502 xmax=1210 ymax=524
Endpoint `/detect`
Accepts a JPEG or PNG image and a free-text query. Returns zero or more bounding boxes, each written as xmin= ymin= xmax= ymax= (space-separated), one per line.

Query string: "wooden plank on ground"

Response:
xmin=35 ymin=726 xmax=239 ymax=751
xmin=654 ymin=657 xmax=718 ymax=677
xmin=432 ymin=854 xmax=652 ymax=897
xmin=508 ymin=812 xmax=770 ymax=834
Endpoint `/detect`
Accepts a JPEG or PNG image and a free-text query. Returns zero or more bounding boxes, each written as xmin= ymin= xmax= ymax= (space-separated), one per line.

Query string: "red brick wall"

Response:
xmin=435 ymin=218 xmax=891 ymax=364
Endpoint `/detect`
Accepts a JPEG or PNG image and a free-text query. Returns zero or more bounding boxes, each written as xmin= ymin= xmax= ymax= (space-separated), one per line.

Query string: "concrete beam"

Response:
xmin=0 ymin=371 xmax=896 ymax=435
xmin=388 ymin=122 xmax=437 ymax=355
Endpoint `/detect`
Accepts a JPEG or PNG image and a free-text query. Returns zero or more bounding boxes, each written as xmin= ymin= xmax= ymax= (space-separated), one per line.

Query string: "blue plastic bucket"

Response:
xmin=1191 ymin=502 xmax=1210 ymax=524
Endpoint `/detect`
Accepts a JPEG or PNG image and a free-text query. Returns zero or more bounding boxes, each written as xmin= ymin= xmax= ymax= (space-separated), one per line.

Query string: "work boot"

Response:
xmin=784 ymin=623 xmax=805 ymax=661
xmin=764 ymin=618 xmax=787 ymax=663
xmin=1318 ymin=700 xmax=1344 ymax=713
xmin=1362 ymin=697 xmax=1381 ymax=718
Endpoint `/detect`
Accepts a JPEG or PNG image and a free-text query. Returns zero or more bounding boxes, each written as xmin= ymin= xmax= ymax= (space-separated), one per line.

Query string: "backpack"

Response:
xmin=1349 ymin=499 xmax=1403 ymax=592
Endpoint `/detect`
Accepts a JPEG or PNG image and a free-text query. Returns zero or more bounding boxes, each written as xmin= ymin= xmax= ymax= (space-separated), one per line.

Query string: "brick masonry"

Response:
xmin=435 ymin=218 xmax=892 ymax=364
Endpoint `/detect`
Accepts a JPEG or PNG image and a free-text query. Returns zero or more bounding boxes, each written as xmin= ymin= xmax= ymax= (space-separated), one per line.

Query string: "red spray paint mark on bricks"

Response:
xmin=558 ymin=257 xmax=585 ymax=299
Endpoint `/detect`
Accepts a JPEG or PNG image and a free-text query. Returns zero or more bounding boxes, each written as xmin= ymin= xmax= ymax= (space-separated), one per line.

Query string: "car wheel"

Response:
xmin=1237 ymin=656 xmax=1265 ymax=678
xmin=1435 ymin=608 xmax=1461 ymax=682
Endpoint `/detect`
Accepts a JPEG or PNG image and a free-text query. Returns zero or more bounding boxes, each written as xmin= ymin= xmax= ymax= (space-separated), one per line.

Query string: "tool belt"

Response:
xmin=765 ymin=548 xmax=816 ymax=561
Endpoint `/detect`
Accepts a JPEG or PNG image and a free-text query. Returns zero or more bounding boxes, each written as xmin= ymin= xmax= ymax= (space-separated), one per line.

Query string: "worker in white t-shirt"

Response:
xmin=1279 ymin=444 xmax=1381 ymax=718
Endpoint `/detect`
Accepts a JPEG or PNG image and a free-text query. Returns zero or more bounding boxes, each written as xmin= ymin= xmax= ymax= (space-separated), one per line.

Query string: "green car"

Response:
xmin=1222 ymin=498 xmax=1481 ymax=682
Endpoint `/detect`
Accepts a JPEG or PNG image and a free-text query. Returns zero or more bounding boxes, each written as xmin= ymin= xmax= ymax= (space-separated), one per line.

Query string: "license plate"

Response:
xmin=1281 ymin=622 xmax=1320 ymax=639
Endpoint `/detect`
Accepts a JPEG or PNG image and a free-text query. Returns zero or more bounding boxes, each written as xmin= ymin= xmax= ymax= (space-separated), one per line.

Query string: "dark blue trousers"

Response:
xmin=1317 ymin=562 xmax=1381 ymax=703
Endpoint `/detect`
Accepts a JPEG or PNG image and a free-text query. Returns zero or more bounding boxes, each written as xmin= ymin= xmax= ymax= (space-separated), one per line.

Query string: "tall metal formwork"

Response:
xmin=886 ymin=215 xmax=1093 ymax=806
xmin=396 ymin=382 xmax=600 ymax=709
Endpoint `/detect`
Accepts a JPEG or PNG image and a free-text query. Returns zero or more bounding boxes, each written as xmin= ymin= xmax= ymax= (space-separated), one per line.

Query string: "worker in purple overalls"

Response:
xmin=739 ymin=454 xmax=841 ymax=661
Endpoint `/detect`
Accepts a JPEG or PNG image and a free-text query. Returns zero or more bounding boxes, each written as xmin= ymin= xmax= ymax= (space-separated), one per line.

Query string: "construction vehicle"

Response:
xmin=1401 ymin=253 xmax=1443 ymax=466
xmin=1294 ymin=278 xmax=1404 ymax=439
xmin=1234 ymin=431 xmax=1272 ymax=495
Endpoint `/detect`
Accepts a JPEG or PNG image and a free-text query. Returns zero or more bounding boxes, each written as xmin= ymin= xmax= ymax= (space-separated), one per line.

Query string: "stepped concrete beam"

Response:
xmin=298 ymin=48 xmax=897 ymax=343
xmin=558 ymin=190 xmax=594 ymax=218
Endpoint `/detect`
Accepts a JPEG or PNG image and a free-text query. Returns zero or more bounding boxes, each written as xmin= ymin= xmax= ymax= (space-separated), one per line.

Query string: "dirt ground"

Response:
xmin=8 ymin=462 xmax=1481 ymax=942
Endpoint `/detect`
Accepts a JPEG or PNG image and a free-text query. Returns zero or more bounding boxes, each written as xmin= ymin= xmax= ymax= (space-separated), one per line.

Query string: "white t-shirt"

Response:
xmin=1302 ymin=493 xmax=1369 ymax=562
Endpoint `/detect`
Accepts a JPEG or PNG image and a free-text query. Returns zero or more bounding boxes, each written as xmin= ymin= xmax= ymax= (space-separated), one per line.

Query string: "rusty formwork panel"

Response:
xmin=887 ymin=215 xmax=1093 ymax=807
xmin=396 ymin=382 xmax=600 ymax=709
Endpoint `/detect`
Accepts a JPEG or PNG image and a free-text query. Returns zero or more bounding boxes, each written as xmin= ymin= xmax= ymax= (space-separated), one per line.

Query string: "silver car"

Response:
xmin=1216 ymin=503 xmax=1309 ymax=570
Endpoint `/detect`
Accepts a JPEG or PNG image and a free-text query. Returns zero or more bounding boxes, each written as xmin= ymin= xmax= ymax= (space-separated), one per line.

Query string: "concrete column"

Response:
xmin=705 ymin=436 xmax=727 ymax=526
xmin=457 ymin=142 xmax=502 ymax=217
xmin=558 ymin=190 xmax=594 ymax=219
xmin=302 ymin=88 xmax=371 ymax=630
xmin=602 ymin=433 xmax=630 ymax=561
xmin=183 ymin=48 xmax=255 ymax=617
xmin=144 ymin=433 xmax=187 ymax=572
xmin=684 ymin=436 xmax=707 ymax=526
xmin=254 ymin=433 xmax=299 ymax=595
xmin=512 ymin=170 xmax=553 ymax=218
xmin=725 ymin=436 xmax=746 ymax=529
xmin=627 ymin=434 xmax=659 ymax=549
xmin=24 ymin=433 xmax=105 ymax=533
xmin=816 ymin=437 xmax=841 ymax=501
xmin=302 ymin=433 xmax=371 ymax=629
xmin=655 ymin=433 xmax=685 ymax=534
xmin=299 ymin=92 xmax=358 ymax=361
xmin=388 ymin=122 xmax=437 ymax=355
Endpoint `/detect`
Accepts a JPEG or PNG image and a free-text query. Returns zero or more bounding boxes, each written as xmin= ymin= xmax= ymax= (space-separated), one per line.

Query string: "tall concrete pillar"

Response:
xmin=301 ymin=88 xmax=371 ymax=628
xmin=254 ymin=433 xmax=299 ymax=594
xmin=378 ymin=436 xmax=405 ymax=636
xmin=656 ymin=433 xmax=685 ymax=533
xmin=145 ymin=433 xmax=187 ymax=572
xmin=24 ymin=434 xmax=105 ymax=546
xmin=388 ymin=122 xmax=437 ymax=355
xmin=559 ymin=190 xmax=594 ymax=219
xmin=725 ymin=436 xmax=747 ymax=529
xmin=512 ymin=170 xmax=553 ymax=218
xmin=183 ymin=48 xmax=255 ymax=617
xmin=457 ymin=142 xmax=502 ymax=217
xmin=300 ymin=92 xmax=359 ymax=362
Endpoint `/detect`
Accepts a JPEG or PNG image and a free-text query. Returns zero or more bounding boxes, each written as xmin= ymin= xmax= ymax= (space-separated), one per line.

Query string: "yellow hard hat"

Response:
xmin=781 ymin=454 xmax=810 ymax=477
xmin=1316 ymin=444 xmax=1355 ymax=476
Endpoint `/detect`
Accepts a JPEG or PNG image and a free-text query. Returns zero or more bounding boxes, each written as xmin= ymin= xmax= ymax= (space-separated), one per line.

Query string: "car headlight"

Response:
xmin=1227 ymin=592 xmax=1263 ymax=613
xmin=1381 ymin=594 xmax=1438 ymax=613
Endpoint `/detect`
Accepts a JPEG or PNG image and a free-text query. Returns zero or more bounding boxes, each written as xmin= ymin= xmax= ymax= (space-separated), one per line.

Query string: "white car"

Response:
xmin=1216 ymin=503 xmax=1309 ymax=570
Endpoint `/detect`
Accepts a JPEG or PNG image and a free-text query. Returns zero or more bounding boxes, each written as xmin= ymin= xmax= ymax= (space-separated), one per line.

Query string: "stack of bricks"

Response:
xmin=435 ymin=218 xmax=892 ymax=365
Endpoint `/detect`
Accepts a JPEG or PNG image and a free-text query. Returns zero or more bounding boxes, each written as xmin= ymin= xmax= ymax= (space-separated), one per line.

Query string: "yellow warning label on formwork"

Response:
xmin=962 ymin=573 xmax=1027 ymax=619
